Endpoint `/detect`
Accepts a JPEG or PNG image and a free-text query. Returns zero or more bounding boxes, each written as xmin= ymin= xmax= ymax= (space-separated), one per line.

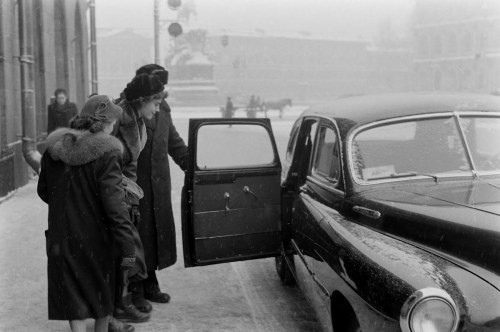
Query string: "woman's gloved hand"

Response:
xmin=129 ymin=205 xmax=141 ymax=227
xmin=120 ymin=256 xmax=136 ymax=270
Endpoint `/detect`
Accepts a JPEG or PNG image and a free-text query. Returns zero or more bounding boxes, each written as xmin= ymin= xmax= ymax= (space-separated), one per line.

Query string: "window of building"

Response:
xmin=445 ymin=32 xmax=457 ymax=54
xmin=462 ymin=31 xmax=473 ymax=53
xmin=432 ymin=35 xmax=442 ymax=56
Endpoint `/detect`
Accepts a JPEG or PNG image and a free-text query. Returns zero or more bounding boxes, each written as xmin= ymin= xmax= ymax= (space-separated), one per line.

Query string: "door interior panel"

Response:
xmin=183 ymin=118 xmax=282 ymax=267
xmin=191 ymin=171 xmax=281 ymax=265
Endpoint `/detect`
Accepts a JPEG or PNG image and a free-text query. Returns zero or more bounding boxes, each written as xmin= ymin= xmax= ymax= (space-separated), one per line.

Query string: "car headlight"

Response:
xmin=400 ymin=288 xmax=459 ymax=332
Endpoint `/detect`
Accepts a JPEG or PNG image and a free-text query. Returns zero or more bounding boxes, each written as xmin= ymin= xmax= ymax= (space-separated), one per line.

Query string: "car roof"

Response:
xmin=303 ymin=92 xmax=500 ymax=135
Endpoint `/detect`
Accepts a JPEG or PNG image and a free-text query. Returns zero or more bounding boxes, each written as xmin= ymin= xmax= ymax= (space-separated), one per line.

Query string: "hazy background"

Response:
xmin=96 ymin=0 xmax=414 ymax=40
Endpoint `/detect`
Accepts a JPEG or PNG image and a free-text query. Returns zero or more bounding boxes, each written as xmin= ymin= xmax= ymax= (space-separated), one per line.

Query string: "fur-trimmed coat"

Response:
xmin=137 ymin=100 xmax=188 ymax=270
xmin=113 ymin=100 xmax=147 ymax=184
xmin=37 ymin=128 xmax=135 ymax=320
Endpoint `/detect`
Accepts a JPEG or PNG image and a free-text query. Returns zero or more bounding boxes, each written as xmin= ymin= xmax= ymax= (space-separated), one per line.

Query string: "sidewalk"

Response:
xmin=0 ymin=179 xmax=254 ymax=331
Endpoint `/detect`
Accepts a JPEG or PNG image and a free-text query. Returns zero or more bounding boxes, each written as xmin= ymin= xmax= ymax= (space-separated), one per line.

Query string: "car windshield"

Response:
xmin=351 ymin=114 xmax=500 ymax=182
xmin=460 ymin=116 xmax=500 ymax=173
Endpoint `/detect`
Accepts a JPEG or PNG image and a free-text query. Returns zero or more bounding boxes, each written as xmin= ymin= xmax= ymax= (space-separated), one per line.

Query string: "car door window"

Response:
xmin=196 ymin=124 xmax=276 ymax=169
xmin=311 ymin=125 xmax=341 ymax=187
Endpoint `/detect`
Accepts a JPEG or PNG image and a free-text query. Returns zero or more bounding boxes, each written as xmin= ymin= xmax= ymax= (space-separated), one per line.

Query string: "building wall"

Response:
xmin=0 ymin=0 xmax=88 ymax=196
xmin=413 ymin=0 xmax=500 ymax=93
xmin=207 ymin=35 xmax=370 ymax=105
xmin=97 ymin=29 xmax=153 ymax=97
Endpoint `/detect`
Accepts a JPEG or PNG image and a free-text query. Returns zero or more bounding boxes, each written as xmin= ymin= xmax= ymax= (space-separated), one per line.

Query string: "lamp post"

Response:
xmin=154 ymin=0 xmax=160 ymax=64
xmin=89 ymin=0 xmax=98 ymax=93
xmin=154 ymin=0 xmax=183 ymax=65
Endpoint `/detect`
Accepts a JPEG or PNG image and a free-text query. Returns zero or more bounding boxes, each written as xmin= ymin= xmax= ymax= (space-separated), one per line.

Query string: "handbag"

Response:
xmin=122 ymin=176 xmax=144 ymax=206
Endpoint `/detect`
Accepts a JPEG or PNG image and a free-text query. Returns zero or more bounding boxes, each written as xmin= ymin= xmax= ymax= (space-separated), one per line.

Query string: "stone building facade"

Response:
xmin=413 ymin=0 xmax=500 ymax=92
xmin=0 ymin=0 xmax=88 ymax=196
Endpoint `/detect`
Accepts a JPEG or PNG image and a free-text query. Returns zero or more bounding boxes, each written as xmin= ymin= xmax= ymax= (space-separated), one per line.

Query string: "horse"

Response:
xmin=262 ymin=98 xmax=292 ymax=118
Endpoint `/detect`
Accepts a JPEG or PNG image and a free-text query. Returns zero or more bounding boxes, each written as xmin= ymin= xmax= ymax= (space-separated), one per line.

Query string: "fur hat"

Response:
xmin=135 ymin=64 xmax=168 ymax=85
xmin=124 ymin=74 xmax=165 ymax=101
xmin=80 ymin=94 xmax=122 ymax=123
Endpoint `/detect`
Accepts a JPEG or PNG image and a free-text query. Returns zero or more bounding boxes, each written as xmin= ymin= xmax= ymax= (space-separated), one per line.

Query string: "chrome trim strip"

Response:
xmin=400 ymin=287 xmax=459 ymax=332
xmin=453 ymin=111 xmax=477 ymax=175
xmin=290 ymin=239 xmax=314 ymax=276
xmin=291 ymin=239 xmax=330 ymax=297
xmin=352 ymin=205 xmax=381 ymax=220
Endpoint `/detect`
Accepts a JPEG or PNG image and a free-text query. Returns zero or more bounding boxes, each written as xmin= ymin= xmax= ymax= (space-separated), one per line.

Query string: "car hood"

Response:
xmin=354 ymin=178 xmax=500 ymax=282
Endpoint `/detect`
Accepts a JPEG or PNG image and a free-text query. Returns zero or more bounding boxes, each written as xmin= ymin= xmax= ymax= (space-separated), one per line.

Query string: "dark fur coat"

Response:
xmin=137 ymin=100 xmax=188 ymax=270
xmin=38 ymin=128 xmax=135 ymax=320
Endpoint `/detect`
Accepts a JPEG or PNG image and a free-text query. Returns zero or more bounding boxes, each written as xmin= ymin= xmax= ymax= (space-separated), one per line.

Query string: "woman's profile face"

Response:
xmin=56 ymin=93 xmax=67 ymax=105
xmin=103 ymin=120 xmax=117 ymax=135
xmin=139 ymin=99 xmax=161 ymax=120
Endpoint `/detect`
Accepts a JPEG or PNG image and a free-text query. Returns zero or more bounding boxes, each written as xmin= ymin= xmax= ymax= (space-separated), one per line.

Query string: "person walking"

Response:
xmin=47 ymin=88 xmax=78 ymax=134
xmin=111 ymin=73 xmax=167 ymax=322
xmin=225 ymin=97 xmax=234 ymax=119
xmin=37 ymin=95 xmax=136 ymax=332
xmin=130 ymin=64 xmax=188 ymax=307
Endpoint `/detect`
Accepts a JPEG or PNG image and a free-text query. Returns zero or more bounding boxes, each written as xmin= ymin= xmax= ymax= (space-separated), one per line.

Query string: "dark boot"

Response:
xmin=114 ymin=293 xmax=151 ymax=323
xmin=144 ymin=284 xmax=171 ymax=303
xmin=108 ymin=316 xmax=135 ymax=332
xmin=129 ymin=281 xmax=152 ymax=313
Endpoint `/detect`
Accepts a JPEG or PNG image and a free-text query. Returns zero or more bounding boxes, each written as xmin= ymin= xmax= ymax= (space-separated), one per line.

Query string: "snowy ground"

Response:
xmin=0 ymin=106 xmax=321 ymax=331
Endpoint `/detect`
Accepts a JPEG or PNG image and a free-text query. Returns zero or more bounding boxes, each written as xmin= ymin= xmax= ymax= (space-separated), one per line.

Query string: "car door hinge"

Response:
xmin=188 ymin=190 xmax=193 ymax=204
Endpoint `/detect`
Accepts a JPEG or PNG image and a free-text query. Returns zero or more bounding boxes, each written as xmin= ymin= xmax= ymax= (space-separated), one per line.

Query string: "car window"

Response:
xmin=286 ymin=121 xmax=301 ymax=162
xmin=352 ymin=117 xmax=471 ymax=181
xmin=294 ymin=118 xmax=319 ymax=181
xmin=196 ymin=124 xmax=276 ymax=169
xmin=311 ymin=126 xmax=341 ymax=186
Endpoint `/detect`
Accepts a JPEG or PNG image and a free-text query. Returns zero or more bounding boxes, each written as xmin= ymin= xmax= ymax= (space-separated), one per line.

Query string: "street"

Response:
xmin=0 ymin=106 xmax=322 ymax=331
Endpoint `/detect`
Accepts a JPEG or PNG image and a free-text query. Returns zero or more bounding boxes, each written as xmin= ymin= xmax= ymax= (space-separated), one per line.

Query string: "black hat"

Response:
xmin=136 ymin=64 xmax=168 ymax=85
xmin=124 ymin=74 xmax=165 ymax=102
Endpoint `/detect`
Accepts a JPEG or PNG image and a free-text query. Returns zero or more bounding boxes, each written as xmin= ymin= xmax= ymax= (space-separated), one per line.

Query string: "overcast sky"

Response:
xmin=96 ymin=0 xmax=414 ymax=41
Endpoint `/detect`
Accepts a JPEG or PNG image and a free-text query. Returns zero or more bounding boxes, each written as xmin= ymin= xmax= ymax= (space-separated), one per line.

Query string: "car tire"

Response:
xmin=275 ymin=253 xmax=296 ymax=286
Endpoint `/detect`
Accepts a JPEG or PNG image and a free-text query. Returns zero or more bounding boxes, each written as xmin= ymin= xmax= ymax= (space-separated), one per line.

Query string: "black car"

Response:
xmin=181 ymin=93 xmax=500 ymax=332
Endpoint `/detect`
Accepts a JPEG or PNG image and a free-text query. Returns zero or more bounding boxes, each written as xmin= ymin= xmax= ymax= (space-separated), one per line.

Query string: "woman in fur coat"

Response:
xmin=37 ymin=95 xmax=136 ymax=332
xmin=111 ymin=73 xmax=166 ymax=319
xmin=134 ymin=64 xmax=188 ymax=304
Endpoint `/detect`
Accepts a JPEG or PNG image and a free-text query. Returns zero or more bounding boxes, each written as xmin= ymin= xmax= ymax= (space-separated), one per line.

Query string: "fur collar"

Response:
xmin=115 ymin=100 xmax=142 ymax=163
xmin=46 ymin=128 xmax=123 ymax=166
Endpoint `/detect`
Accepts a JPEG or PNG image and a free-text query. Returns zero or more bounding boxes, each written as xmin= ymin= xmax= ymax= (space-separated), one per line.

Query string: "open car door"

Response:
xmin=182 ymin=118 xmax=282 ymax=267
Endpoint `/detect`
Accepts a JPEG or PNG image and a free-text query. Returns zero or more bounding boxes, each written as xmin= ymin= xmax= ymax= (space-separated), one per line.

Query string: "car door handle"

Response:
xmin=243 ymin=186 xmax=258 ymax=199
xmin=224 ymin=192 xmax=230 ymax=211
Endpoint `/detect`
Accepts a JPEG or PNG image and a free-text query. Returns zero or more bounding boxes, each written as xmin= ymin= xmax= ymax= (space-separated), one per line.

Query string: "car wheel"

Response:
xmin=275 ymin=253 xmax=296 ymax=286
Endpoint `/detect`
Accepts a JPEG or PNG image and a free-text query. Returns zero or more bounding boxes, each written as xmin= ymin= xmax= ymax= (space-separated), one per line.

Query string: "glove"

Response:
xmin=129 ymin=205 xmax=141 ymax=227
xmin=120 ymin=256 xmax=136 ymax=271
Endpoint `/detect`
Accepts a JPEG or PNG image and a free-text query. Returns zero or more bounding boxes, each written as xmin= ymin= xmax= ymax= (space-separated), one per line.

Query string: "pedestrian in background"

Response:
xmin=225 ymin=96 xmax=234 ymax=119
xmin=110 ymin=73 xmax=167 ymax=324
xmin=37 ymin=95 xmax=136 ymax=332
xmin=47 ymin=88 xmax=78 ymax=134
xmin=132 ymin=64 xmax=188 ymax=307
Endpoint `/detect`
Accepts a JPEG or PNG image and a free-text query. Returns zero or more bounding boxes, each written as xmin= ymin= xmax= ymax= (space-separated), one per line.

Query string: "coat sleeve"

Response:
xmin=166 ymin=112 xmax=189 ymax=171
xmin=37 ymin=153 xmax=49 ymax=203
xmin=47 ymin=105 xmax=55 ymax=134
xmin=69 ymin=103 xmax=78 ymax=119
xmin=95 ymin=151 xmax=135 ymax=258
